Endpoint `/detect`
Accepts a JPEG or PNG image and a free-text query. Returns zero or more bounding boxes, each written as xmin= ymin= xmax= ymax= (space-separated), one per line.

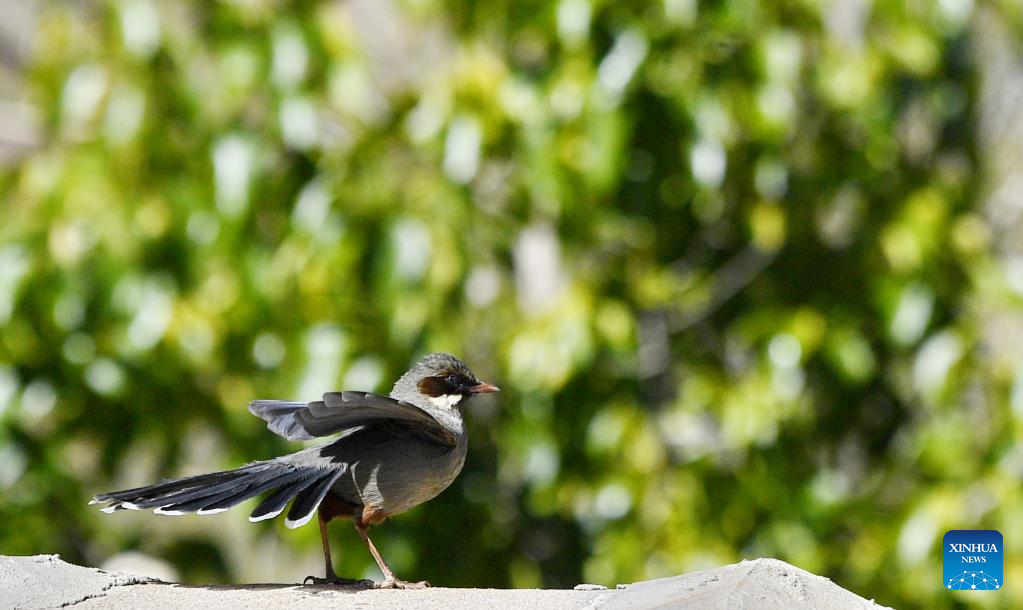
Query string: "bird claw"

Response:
xmin=302 ymin=575 xmax=374 ymax=587
xmin=376 ymin=578 xmax=430 ymax=589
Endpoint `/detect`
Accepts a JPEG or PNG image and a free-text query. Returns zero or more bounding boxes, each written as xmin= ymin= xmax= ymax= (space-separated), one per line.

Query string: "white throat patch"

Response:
xmin=427 ymin=393 xmax=463 ymax=409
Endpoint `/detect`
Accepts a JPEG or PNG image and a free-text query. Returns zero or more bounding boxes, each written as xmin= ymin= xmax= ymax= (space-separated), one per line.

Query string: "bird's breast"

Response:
xmin=350 ymin=433 xmax=468 ymax=517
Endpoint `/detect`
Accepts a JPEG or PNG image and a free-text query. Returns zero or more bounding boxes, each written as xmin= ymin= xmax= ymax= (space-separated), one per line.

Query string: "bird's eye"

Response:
xmin=445 ymin=373 xmax=460 ymax=386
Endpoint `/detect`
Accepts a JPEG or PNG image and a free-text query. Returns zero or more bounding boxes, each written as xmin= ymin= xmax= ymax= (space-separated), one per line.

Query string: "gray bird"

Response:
xmin=91 ymin=353 xmax=499 ymax=589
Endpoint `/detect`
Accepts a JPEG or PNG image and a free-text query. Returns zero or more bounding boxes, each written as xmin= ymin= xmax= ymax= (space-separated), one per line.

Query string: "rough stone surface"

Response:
xmin=0 ymin=555 xmax=155 ymax=609
xmin=0 ymin=555 xmax=891 ymax=610
xmin=595 ymin=558 xmax=891 ymax=610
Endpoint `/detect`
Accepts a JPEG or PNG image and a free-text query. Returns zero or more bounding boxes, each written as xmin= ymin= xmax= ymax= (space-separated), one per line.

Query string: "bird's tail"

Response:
xmin=90 ymin=458 xmax=346 ymax=529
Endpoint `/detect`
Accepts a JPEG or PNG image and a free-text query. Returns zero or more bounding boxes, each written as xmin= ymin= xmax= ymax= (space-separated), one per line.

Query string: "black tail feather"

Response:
xmin=248 ymin=474 xmax=320 ymax=522
xmin=285 ymin=468 xmax=345 ymax=528
xmin=91 ymin=469 xmax=249 ymax=504
xmin=163 ymin=470 xmax=308 ymax=514
xmin=116 ymin=467 xmax=267 ymax=511
xmin=155 ymin=477 xmax=266 ymax=514
xmin=90 ymin=460 xmax=341 ymax=528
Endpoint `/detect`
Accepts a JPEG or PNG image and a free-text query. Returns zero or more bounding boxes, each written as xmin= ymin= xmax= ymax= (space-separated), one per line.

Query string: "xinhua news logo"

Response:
xmin=943 ymin=530 xmax=1002 ymax=591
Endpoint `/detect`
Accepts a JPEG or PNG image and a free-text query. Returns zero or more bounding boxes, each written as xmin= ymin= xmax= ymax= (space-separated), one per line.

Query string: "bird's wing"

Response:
xmin=248 ymin=391 xmax=455 ymax=447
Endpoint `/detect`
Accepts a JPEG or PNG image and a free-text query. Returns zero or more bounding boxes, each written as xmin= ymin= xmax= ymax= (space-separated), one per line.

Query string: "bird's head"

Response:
xmin=392 ymin=352 xmax=499 ymax=410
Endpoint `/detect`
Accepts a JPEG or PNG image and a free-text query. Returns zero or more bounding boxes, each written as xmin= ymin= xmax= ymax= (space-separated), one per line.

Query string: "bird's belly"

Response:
xmin=337 ymin=439 xmax=468 ymax=517
xmin=384 ymin=458 xmax=463 ymax=515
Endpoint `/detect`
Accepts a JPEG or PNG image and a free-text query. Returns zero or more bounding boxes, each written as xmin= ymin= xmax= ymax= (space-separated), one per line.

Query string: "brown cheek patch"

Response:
xmin=418 ymin=376 xmax=450 ymax=397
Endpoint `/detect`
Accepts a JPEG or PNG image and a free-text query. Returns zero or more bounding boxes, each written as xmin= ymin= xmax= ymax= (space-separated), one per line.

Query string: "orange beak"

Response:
xmin=469 ymin=381 xmax=500 ymax=394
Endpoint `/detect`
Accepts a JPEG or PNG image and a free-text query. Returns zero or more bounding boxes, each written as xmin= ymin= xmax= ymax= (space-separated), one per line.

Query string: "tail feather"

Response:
xmin=285 ymin=467 xmax=345 ymax=529
xmin=248 ymin=474 xmax=320 ymax=522
xmin=154 ymin=477 xmax=266 ymax=514
xmin=114 ymin=466 xmax=268 ymax=510
xmin=91 ymin=460 xmax=343 ymax=529
xmin=200 ymin=471 xmax=312 ymax=513
xmin=161 ymin=470 xmax=307 ymax=514
xmin=91 ymin=468 xmax=254 ymax=505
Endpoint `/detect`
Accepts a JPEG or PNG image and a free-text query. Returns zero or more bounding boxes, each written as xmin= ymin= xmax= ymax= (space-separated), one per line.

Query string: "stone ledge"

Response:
xmin=0 ymin=554 xmax=891 ymax=609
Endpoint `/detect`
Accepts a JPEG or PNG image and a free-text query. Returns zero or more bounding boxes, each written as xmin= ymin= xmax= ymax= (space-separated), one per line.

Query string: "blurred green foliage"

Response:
xmin=1 ymin=0 xmax=1022 ymax=607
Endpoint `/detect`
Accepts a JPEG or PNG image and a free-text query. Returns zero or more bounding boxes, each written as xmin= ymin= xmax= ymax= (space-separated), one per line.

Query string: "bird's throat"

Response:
xmin=426 ymin=393 xmax=463 ymax=410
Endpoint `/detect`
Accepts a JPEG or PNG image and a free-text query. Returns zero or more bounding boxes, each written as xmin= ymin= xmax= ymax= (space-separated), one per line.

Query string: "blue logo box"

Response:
xmin=943 ymin=530 xmax=1002 ymax=591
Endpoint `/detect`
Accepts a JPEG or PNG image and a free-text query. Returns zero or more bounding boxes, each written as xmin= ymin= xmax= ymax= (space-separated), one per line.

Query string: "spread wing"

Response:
xmin=248 ymin=391 xmax=455 ymax=447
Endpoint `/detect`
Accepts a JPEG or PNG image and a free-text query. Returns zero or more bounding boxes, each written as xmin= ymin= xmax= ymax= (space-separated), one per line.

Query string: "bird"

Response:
xmin=91 ymin=352 xmax=499 ymax=589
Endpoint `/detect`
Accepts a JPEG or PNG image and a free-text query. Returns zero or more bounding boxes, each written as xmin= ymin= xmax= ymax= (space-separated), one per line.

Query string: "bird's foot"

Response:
xmin=302 ymin=575 xmax=374 ymax=587
xmin=375 ymin=578 xmax=430 ymax=589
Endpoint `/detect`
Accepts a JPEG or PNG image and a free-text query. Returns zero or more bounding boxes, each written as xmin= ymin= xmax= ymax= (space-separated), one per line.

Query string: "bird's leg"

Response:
xmin=318 ymin=512 xmax=337 ymax=580
xmin=353 ymin=519 xmax=429 ymax=589
xmin=302 ymin=510 xmax=373 ymax=587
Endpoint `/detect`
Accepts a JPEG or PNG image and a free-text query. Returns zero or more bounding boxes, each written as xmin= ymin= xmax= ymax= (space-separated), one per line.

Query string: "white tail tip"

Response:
xmin=249 ymin=508 xmax=284 ymax=523
xmin=284 ymin=512 xmax=315 ymax=529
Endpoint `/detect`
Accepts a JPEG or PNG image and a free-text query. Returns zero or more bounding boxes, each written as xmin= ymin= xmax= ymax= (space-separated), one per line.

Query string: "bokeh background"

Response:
xmin=1 ymin=0 xmax=1022 ymax=607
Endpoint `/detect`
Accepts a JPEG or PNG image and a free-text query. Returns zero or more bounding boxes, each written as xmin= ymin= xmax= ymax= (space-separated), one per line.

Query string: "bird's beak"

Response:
xmin=469 ymin=381 xmax=500 ymax=394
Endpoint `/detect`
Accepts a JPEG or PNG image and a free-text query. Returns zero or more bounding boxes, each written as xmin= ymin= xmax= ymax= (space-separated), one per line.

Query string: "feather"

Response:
xmin=91 ymin=468 xmax=251 ymax=504
xmin=118 ymin=468 xmax=268 ymax=510
xmin=184 ymin=470 xmax=309 ymax=514
xmin=248 ymin=392 xmax=454 ymax=446
xmin=248 ymin=474 xmax=321 ymax=522
xmin=284 ymin=469 xmax=344 ymax=529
